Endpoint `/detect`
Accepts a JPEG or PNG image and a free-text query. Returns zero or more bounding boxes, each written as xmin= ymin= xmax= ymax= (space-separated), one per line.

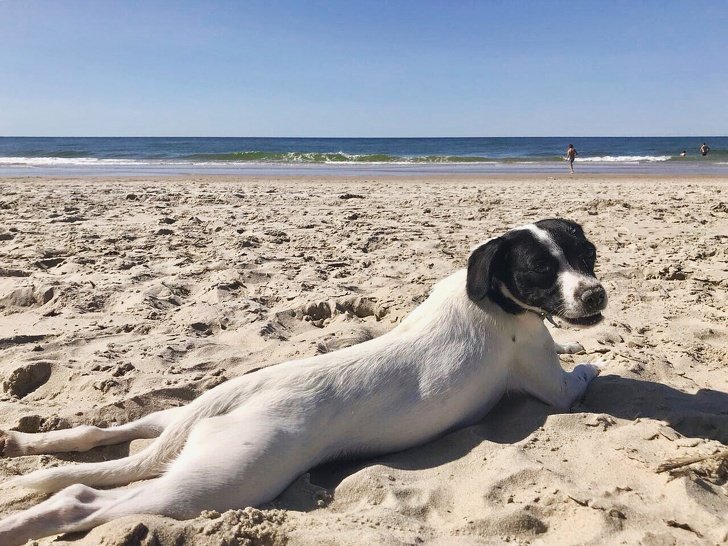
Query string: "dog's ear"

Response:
xmin=466 ymin=237 xmax=504 ymax=302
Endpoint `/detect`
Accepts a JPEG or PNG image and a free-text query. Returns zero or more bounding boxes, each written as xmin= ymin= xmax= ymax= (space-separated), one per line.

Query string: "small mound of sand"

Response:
xmin=2 ymin=361 xmax=52 ymax=398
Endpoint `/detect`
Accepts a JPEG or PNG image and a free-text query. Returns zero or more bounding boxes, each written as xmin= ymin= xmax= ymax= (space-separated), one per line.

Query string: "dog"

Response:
xmin=0 ymin=218 xmax=607 ymax=545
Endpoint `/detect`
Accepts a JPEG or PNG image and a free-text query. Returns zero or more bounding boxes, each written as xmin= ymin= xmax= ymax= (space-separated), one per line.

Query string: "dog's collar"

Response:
xmin=492 ymin=282 xmax=559 ymax=327
xmin=536 ymin=310 xmax=560 ymax=328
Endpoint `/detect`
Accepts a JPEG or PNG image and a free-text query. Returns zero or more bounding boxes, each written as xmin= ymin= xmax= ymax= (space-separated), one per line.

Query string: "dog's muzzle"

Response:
xmin=563 ymin=284 xmax=607 ymax=326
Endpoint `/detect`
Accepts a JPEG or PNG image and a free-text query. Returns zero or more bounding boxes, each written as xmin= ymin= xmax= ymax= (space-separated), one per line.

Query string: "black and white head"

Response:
xmin=467 ymin=219 xmax=607 ymax=326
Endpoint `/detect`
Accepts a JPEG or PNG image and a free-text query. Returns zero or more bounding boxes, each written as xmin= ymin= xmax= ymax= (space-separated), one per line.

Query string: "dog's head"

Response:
xmin=467 ymin=219 xmax=607 ymax=326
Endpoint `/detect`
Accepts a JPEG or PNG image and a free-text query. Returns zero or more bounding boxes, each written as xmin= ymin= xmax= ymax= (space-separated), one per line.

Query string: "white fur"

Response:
xmin=0 ymin=266 xmax=602 ymax=545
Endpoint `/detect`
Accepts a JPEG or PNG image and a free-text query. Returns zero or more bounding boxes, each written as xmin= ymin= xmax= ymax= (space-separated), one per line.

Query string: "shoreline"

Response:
xmin=3 ymin=173 xmax=728 ymax=183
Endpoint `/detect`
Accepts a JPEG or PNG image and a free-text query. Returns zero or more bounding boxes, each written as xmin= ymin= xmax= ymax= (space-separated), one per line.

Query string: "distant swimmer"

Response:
xmin=566 ymin=144 xmax=577 ymax=173
xmin=680 ymin=150 xmax=687 ymax=157
xmin=700 ymin=142 xmax=710 ymax=156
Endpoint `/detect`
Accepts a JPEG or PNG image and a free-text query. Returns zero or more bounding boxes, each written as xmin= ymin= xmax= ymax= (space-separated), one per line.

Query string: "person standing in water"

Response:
xmin=566 ymin=144 xmax=577 ymax=173
xmin=700 ymin=142 xmax=710 ymax=156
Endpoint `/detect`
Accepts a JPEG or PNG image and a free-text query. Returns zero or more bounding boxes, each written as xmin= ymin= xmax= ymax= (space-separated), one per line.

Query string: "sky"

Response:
xmin=1 ymin=0 xmax=726 ymax=137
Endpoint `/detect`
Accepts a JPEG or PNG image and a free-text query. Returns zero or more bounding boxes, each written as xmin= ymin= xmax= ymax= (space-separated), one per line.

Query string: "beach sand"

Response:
xmin=0 ymin=174 xmax=727 ymax=545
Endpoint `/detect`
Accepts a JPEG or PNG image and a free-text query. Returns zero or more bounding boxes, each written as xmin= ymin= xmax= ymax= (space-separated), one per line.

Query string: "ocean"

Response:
xmin=1 ymin=136 xmax=727 ymax=176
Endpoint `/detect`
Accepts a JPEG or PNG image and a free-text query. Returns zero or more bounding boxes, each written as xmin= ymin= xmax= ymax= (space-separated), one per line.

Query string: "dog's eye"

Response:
xmin=531 ymin=261 xmax=552 ymax=274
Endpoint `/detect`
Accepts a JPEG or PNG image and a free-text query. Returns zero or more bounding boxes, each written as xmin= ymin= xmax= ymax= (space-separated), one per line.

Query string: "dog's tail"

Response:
xmin=10 ymin=378 xmax=254 ymax=493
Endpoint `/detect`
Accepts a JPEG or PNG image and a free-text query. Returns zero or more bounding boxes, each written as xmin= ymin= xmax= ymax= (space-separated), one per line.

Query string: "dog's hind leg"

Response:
xmin=6 ymin=405 xmax=202 ymax=493
xmin=7 ymin=381 xmax=266 ymax=493
xmin=0 ymin=483 xmax=146 ymax=546
xmin=0 ymin=405 xmax=184 ymax=458
xmin=147 ymin=405 xmax=314 ymax=512
xmin=0 ymin=408 xmax=314 ymax=545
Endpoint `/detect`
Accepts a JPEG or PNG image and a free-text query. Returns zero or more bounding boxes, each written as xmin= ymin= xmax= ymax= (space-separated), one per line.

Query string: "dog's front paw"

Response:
xmin=564 ymin=363 xmax=604 ymax=410
xmin=557 ymin=341 xmax=585 ymax=354
xmin=572 ymin=363 xmax=602 ymax=384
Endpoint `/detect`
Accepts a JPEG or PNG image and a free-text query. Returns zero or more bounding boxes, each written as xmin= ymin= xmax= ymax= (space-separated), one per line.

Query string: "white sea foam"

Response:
xmin=0 ymin=157 xmax=150 ymax=166
xmin=578 ymin=155 xmax=671 ymax=162
xmin=0 ymin=157 xmax=226 ymax=168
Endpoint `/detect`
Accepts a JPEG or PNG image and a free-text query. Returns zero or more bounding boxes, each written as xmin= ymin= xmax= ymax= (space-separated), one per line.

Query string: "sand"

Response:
xmin=0 ymin=174 xmax=727 ymax=545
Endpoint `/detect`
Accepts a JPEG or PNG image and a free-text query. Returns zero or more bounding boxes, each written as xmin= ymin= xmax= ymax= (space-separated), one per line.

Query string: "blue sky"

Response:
xmin=1 ymin=0 xmax=726 ymax=137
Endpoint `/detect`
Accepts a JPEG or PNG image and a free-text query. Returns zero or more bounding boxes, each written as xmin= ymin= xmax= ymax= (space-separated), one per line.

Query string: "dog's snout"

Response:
xmin=580 ymin=285 xmax=606 ymax=310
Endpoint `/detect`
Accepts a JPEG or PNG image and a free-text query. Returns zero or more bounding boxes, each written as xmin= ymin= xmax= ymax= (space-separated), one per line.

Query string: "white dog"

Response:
xmin=0 ymin=219 xmax=607 ymax=545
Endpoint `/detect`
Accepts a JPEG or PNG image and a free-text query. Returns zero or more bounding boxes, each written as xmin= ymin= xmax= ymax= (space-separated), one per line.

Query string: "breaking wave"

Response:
xmin=578 ymin=155 xmax=672 ymax=162
xmin=182 ymin=151 xmax=502 ymax=163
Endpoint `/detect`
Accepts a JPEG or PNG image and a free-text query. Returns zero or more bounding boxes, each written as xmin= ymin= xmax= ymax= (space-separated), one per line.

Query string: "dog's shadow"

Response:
xmin=300 ymin=375 xmax=728 ymax=509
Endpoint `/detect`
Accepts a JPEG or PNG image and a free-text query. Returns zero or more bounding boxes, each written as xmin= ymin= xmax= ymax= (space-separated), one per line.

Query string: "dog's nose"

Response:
xmin=580 ymin=285 xmax=606 ymax=310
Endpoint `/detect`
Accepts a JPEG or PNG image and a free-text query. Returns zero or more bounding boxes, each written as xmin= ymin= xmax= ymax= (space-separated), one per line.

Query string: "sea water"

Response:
xmin=0 ymin=136 xmax=726 ymax=176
